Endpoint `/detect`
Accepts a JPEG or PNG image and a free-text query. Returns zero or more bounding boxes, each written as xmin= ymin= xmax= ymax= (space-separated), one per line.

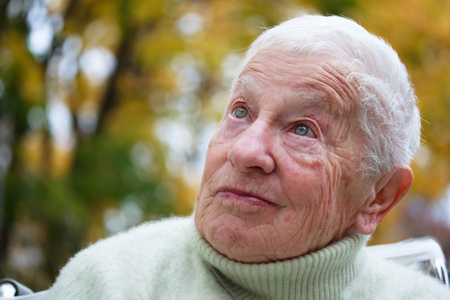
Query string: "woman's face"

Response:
xmin=195 ymin=51 xmax=373 ymax=263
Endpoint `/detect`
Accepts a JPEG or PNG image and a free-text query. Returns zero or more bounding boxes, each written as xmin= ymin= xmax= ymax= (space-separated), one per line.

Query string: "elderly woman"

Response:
xmin=47 ymin=15 xmax=450 ymax=299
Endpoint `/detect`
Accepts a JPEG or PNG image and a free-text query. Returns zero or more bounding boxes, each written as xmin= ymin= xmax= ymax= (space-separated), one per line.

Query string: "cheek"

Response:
xmin=282 ymin=147 xmax=335 ymax=203
xmin=325 ymin=151 xmax=361 ymax=211
xmin=321 ymin=158 xmax=342 ymax=208
xmin=216 ymin=116 xmax=247 ymax=141
xmin=281 ymin=152 xmax=343 ymax=223
xmin=194 ymin=194 xmax=213 ymax=239
xmin=200 ymin=128 xmax=230 ymax=182
xmin=195 ymin=135 xmax=230 ymax=237
xmin=316 ymin=154 xmax=361 ymax=236
xmin=195 ymin=173 xmax=221 ymax=239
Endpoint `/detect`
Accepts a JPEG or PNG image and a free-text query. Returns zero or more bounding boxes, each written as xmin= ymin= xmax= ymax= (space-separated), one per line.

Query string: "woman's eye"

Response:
xmin=233 ymin=107 xmax=249 ymax=119
xmin=294 ymin=124 xmax=316 ymax=138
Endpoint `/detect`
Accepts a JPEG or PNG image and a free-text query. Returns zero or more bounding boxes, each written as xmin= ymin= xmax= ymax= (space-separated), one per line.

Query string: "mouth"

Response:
xmin=216 ymin=188 xmax=276 ymax=207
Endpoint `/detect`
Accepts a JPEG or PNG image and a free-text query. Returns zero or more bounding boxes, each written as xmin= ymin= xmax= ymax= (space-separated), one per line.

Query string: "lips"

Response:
xmin=216 ymin=187 xmax=276 ymax=207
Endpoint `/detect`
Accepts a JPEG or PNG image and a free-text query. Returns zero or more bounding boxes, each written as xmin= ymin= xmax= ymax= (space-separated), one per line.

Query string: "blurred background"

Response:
xmin=0 ymin=0 xmax=449 ymax=292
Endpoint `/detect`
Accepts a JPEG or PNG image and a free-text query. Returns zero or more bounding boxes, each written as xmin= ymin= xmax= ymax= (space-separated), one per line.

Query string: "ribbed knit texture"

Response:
xmin=192 ymin=233 xmax=369 ymax=300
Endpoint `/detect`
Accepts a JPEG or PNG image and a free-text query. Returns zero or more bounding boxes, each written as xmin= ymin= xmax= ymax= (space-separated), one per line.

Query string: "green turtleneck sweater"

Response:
xmin=193 ymin=229 xmax=368 ymax=299
xmin=47 ymin=215 xmax=450 ymax=299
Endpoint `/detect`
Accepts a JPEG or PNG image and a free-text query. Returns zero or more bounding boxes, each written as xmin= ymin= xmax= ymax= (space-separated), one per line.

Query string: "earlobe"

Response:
xmin=355 ymin=166 xmax=414 ymax=235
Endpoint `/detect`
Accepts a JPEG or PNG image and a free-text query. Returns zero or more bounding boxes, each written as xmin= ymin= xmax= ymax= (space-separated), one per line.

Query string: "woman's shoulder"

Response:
xmin=351 ymin=249 xmax=450 ymax=299
xmin=46 ymin=215 xmax=198 ymax=299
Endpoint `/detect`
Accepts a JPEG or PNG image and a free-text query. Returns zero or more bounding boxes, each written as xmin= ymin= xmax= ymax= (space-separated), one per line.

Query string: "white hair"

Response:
xmin=233 ymin=14 xmax=421 ymax=178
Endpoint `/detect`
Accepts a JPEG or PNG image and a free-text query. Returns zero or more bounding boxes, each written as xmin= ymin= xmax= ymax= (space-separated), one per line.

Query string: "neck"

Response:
xmin=191 ymin=232 xmax=369 ymax=300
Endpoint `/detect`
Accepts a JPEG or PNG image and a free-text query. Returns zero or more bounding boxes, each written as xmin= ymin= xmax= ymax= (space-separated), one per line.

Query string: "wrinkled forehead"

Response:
xmin=233 ymin=50 xmax=360 ymax=118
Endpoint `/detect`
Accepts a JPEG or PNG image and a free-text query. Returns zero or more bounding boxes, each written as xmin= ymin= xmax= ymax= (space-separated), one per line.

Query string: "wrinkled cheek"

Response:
xmin=195 ymin=171 xmax=230 ymax=239
xmin=288 ymin=155 xmax=339 ymax=225
xmin=321 ymin=159 xmax=341 ymax=210
xmin=195 ymin=132 xmax=234 ymax=239
xmin=299 ymin=158 xmax=345 ymax=246
xmin=195 ymin=168 xmax=218 ymax=237
xmin=319 ymin=158 xmax=354 ymax=239
xmin=286 ymin=154 xmax=331 ymax=201
xmin=198 ymin=136 xmax=229 ymax=202
xmin=194 ymin=194 xmax=216 ymax=238
xmin=282 ymin=155 xmax=332 ymax=221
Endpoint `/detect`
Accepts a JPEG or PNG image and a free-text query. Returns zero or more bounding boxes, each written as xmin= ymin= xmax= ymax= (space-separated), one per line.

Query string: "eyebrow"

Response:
xmin=234 ymin=75 xmax=259 ymax=96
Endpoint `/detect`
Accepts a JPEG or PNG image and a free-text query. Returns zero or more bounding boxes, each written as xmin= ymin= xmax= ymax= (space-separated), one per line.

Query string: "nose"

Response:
xmin=227 ymin=120 xmax=276 ymax=174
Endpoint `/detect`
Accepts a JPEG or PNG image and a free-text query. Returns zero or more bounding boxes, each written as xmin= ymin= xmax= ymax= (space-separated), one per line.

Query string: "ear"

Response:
xmin=355 ymin=165 xmax=414 ymax=235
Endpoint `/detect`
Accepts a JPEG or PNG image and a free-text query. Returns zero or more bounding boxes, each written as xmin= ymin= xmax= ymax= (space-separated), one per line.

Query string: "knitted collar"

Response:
xmin=191 ymin=231 xmax=369 ymax=300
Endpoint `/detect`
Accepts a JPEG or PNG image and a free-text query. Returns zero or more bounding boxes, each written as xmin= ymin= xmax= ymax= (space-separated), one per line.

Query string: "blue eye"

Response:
xmin=233 ymin=107 xmax=248 ymax=118
xmin=294 ymin=124 xmax=311 ymax=136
